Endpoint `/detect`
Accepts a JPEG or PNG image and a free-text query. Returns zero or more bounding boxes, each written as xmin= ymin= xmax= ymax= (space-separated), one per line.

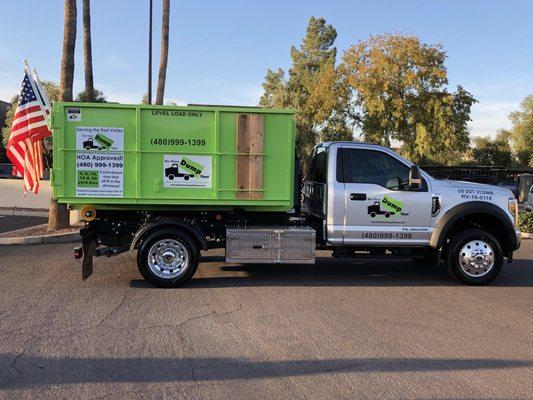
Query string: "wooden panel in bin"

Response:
xmin=248 ymin=114 xmax=264 ymax=199
xmin=236 ymin=114 xmax=264 ymax=199
xmin=236 ymin=114 xmax=250 ymax=198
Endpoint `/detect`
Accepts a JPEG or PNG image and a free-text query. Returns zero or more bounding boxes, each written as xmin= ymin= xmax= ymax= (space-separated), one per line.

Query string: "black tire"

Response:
xmin=385 ymin=212 xmax=390 ymax=218
xmin=444 ymin=229 xmax=503 ymax=285
xmin=370 ymin=212 xmax=376 ymax=218
xmin=168 ymin=174 xmax=174 ymax=180
xmin=184 ymin=175 xmax=190 ymax=181
xmin=137 ymin=229 xmax=199 ymax=288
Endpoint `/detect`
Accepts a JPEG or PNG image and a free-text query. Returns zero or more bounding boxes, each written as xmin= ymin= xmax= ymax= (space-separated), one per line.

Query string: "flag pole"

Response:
xmin=23 ymin=61 xmax=40 ymax=103
xmin=32 ymin=69 xmax=52 ymax=121
xmin=33 ymin=69 xmax=51 ymax=110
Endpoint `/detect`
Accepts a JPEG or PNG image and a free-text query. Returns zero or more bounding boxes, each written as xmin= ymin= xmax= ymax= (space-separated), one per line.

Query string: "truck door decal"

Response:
xmin=367 ymin=195 xmax=409 ymax=220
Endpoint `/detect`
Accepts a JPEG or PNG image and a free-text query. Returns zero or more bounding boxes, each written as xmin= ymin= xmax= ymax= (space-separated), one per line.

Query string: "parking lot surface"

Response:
xmin=0 ymin=215 xmax=47 ymax=234
xmin=0 ymin=241 xmax=532 ymax=399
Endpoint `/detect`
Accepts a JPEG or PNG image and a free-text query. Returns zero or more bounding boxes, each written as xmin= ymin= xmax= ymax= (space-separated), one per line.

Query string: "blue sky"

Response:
xmin=1 ymin=0 xmax=532 ymax=138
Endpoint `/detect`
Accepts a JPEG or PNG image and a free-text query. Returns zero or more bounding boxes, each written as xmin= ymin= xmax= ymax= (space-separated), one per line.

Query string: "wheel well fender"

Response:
xmin=130 ymin=218 xmax=208 ymax=251
xmin=430 ymin=201 xmax=517 ymax=252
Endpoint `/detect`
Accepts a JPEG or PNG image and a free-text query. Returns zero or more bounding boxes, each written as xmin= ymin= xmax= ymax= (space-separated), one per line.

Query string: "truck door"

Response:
xmin=337 ymin=147 xmax=432 ymax=245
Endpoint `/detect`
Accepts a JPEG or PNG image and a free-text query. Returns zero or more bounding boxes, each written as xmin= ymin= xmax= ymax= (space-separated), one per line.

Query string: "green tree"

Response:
xmin=260 ymin=17 xmax=352 ymax=162
xmin=508 ymin=95 xmax=533 ymax=166
xmin=472 ymin=130 xmax=513 ymax=166
xmin=75 ymin=89 xmax=107 ymax=102
xmin=341 ymin=33 xmax=476 ymax=165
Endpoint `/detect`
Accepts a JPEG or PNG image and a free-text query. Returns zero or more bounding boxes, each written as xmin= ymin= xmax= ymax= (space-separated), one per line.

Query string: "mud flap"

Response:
xmin=81 ymin=231 xmax=97 ymax=280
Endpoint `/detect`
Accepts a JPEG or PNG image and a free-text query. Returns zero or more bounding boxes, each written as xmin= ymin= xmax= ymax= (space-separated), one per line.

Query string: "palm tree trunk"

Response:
xmin=49 ymin=0 xmax=76 ymax=231
xmin=155 ymin=0 xmax=170 ymax=105
xmin=83 ymin=0 xmax=94 ymax=102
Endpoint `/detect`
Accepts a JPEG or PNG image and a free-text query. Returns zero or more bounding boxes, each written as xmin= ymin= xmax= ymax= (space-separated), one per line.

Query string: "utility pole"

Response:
xmin=147 ymin=0 xmax=153 ymax=104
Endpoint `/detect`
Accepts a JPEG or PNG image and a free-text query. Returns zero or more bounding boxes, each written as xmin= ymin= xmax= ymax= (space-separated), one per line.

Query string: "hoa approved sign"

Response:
xmin=76 ymin=127 xmax=124 ymax=197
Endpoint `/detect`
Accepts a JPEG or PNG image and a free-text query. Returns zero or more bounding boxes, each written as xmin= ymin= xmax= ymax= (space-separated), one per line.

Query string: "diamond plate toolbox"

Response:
xmin=225 ymin=226 xmax=316 ymax=264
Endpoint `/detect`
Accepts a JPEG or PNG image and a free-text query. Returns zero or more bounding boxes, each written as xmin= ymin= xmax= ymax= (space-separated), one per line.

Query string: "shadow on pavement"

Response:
xmin=1 ymin=354 xmax=532 ymax=388
xmin=130 ymin=256 xmax=533 ymax=288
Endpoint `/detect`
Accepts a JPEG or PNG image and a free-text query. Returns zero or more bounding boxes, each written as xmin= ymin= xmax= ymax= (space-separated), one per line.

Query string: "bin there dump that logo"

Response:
xmin=381 ymin=195 xmax=403 ymax=213
xmin=179 ymin=157 xmax=204 ymax=176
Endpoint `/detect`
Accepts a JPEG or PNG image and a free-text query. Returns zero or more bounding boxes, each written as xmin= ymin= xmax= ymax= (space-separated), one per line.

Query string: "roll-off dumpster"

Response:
xmin=51 ymin=102 xmax=296 ymax=211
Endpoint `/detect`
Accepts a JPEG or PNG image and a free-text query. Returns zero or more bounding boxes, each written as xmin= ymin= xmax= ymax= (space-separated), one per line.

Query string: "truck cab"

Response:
xmin=303 ymin=142 xmax=521 ymax=284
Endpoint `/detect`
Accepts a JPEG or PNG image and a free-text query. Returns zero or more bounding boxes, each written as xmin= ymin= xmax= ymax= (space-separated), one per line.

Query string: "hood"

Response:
xmin=435 ymin=179 xmax=512 ymax=195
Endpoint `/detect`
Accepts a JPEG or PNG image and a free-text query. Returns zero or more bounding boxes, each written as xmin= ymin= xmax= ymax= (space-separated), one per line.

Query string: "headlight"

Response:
xmin=508 ymin=198 xmax=518 ymax=226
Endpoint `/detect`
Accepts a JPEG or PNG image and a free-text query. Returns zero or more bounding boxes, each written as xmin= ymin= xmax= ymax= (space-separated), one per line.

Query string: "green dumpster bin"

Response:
xmin=51 ymin=102 xmax=296 ymax=212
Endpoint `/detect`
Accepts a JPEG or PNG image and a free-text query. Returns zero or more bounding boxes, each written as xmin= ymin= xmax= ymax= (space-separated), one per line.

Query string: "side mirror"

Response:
xmin=409 ymin=165 xmax=422 ymax=191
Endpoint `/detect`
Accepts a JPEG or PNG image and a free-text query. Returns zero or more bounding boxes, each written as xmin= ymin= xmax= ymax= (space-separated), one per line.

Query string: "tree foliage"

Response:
xmin=508 ymin=95 xmax=533 ymax=166
xmin=341 ymin=34 xmax=476 ymax=165
xmin=260 ymin=17 xmax=352 ymax=162
xmin=472 ymin=130 xmax=513 ymax=166
xmin=75 ymin=88 xmax=107 ymax=102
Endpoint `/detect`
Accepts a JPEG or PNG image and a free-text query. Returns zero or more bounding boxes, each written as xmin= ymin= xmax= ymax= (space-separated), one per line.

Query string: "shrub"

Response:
xmin=518 ymin=212 xmax=533 ymax=233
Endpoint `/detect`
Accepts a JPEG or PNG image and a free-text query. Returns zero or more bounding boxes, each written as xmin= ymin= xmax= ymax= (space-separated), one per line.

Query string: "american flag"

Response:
xmin=6 ymin=67 xmax=51 ymax=194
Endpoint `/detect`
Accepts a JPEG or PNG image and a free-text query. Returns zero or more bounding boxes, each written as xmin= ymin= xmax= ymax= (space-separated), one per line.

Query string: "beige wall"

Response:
xmin=0 ymin=179 xmax=51 ymax=209
xmin=0 ymin=179 xmax=79 ymax=223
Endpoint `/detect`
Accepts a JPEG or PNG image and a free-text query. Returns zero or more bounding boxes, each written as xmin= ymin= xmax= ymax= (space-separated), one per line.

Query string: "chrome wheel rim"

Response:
xmin=458 ymin=240 xmax=495 ymax=277
xmin=147 ymin=239 xmax=189 ymax=279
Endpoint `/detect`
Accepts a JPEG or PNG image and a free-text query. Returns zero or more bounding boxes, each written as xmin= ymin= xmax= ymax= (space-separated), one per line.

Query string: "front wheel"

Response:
xmin=137 ymin=229 xmax=199 ymax=287
xmin=444 ymin=229 xmax=503 ymax=285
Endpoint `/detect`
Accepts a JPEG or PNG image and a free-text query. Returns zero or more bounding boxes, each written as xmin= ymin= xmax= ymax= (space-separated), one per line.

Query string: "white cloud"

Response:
xmin=90 ymin=82 xmax=141 ymax=104
xmin=165 ymin=98 xmax=187 ymax=106
xmin=469 ymin=100 xmax=519 ymax=138
xmin=97 ymin=52 xmax=133 ymax=71
xmin=0 ymin=71 xmax=19 ymax=102
xmin=464 ymin=75 xmax=531 ymax=138
xmin=175 ymin=78 xmax=263 ymax=106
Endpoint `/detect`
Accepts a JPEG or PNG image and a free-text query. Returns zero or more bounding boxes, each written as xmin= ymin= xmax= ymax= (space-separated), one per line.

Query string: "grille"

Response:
xmin=226 ymin=226 xmax=315 ymax=264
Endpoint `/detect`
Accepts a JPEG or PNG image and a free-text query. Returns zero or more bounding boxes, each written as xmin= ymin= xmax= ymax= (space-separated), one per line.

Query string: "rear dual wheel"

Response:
xmin=137 ymin=229 xmax=199 ymax=288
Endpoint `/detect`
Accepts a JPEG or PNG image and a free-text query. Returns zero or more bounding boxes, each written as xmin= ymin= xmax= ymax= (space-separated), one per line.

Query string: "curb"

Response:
xmin=0 ymin=208 xmax=49 ymax=217
xmin=521 ymin=232 xmax=533 ymax=240
xmin=0 ymin=232 xmax=80 ymax=245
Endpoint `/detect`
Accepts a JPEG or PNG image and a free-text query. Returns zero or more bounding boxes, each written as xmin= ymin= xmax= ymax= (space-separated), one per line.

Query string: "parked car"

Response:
xmin=497 ymin=180 xmax=519 ymax=198
xmin=0 ymin=163 xmax=13 ymax=178
xmin=525 ymin=186 xmax=533 ymax=212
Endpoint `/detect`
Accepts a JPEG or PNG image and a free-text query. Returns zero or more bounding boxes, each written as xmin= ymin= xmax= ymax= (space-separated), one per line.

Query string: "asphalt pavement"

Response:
xmin=0 ymin=215 xmax=47 ymax=234
xmin=0 ymin=241 xmax=532 ymax=399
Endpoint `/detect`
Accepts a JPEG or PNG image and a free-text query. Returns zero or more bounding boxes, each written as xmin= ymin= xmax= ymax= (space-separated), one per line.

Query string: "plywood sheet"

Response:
xmin=236 ymin=114 xmax=264 ymax=199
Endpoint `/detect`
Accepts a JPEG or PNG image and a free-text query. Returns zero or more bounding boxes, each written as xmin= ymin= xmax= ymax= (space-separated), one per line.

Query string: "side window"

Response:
xmin=307 ymin=148 xmax=328 ymax=183
xmin=337 ymin=148 xmax=415 ymax=190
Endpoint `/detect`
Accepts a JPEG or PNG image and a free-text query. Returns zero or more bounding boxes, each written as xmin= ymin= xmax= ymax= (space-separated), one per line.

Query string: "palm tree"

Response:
xmin=155 ymin=0 xmax=170 ymax=105
xmin=48 ymin=0 xmax=76 ymax=231
xmin=83 ymin=0 xmax=94 ymax=102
